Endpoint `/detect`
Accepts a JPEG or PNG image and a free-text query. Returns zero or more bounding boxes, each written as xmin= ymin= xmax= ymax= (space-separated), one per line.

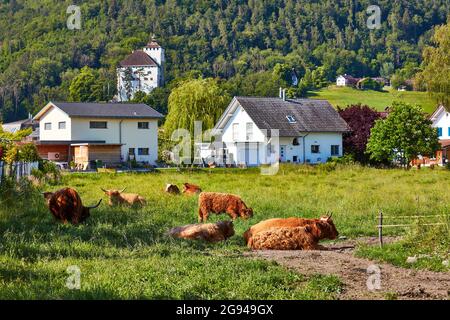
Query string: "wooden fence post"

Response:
xmin=378 ymin=210 xmax=383 ymax=248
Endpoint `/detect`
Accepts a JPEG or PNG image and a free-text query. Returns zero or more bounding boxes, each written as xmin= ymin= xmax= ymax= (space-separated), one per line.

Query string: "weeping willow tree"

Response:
xmin=163 ymin=77 xmax=230 ymax=164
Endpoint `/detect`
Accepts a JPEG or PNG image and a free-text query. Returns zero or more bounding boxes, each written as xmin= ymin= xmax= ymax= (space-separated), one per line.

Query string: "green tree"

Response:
xmin=69 ymin=66 xmax=98 ymax=102
xmin=164 ymin=78 xmax=230 ymax=139
xmin=366 ymin=102 xmax=440 ymax=168
xmin=415 ymin=21 xmax=450 ymax=108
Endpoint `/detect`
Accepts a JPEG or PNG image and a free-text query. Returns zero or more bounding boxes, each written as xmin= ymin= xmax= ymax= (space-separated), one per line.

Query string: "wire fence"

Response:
xmin=377 ymin=210 xmax=448 ymax=247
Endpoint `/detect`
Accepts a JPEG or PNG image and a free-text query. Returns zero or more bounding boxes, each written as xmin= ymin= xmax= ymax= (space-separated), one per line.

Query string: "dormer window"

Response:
xmin=286 ymin=115 xmax=296 ymax=123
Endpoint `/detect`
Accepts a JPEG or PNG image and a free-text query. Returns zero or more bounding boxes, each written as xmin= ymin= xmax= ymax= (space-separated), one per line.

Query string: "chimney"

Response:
xmin=282 ymin=89 xmax=286 ymax=101
xmin=279 ymin=87 xmax=283 ymax=99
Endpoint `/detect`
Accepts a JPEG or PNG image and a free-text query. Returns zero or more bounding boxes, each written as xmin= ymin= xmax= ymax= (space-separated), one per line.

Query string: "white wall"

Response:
xmin=71 ymin=118 xmax=159 ymax=164
xmin=117 ymin=65 xmax=160 ymax=102
xmin=433 ymin=109 xmax=450 ymax=140
xmin=336 ymin=76 xmax=346 ymax=86
xmin=39 ymin=107 xmax=72 ymax=141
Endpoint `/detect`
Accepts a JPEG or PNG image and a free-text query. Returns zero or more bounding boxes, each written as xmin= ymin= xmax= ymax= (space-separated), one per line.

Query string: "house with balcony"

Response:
xmin=211 ymin=96 xmax=349 ymax=166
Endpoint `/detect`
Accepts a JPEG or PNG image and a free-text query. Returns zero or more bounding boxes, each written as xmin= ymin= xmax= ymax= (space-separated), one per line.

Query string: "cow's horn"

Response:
xmin=88 ymin=199 xmax=102 ymax=209
xmin=119 ymin=187 xmax=127 ymax=193
xmin=328 ymin=212 xmax=333 ymax=219
xmin=101 ymin=188 xmax=108 ymax=192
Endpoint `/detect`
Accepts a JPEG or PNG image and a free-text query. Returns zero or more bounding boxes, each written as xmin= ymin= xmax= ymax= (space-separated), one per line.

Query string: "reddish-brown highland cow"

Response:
xmin=182 ymin=183 xmax=202 ymax=195
xmin=198 ymin=192 xmax=253 ymax=222
xmin=168 ymin=220 xmax=235 ymax=242
xmin=42 ymin=188 xmax=102 ymax=224
xmin=101 ymin=188 xmax=146 ymax=206
xmin=243 ymin=215 xmax=338 ymax=247
xmin=249 ymin=218 xmax=339 ymax=250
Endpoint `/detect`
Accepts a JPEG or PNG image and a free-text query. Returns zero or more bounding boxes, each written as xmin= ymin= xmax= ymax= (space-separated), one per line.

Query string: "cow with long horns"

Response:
xmin=42 ymin=188 xmax=102 ymax=224
xmin=101 ymin=188 xmax=146 ymax=206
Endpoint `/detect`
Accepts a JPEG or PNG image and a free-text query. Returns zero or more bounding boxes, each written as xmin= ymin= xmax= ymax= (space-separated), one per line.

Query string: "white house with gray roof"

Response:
xmin=212 ymin=96 xmax=349 ymax=166
xmin=33 ymin=101 xmax=163 ymax=168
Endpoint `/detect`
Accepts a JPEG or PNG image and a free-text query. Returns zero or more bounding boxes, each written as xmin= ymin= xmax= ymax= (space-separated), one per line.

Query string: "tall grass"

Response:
xmin=0 ymin=164 xmax=449 ymax=298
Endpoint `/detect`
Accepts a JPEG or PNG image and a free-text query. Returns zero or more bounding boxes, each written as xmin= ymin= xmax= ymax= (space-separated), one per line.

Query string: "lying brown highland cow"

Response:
xmin=168 ymin=220 xmax=235 ymax=242
xmin=165 ymin=184 xmax=181 ymax=195
xmin=43 ymin=188 xmax=102 ymax=224
xmin=198 ymin=192 xmax=253 ymax=222
xmin=182 ymin=183 xmax=202 ymax=195
xmin=101 ymin=188 xmax=146 ymax=206
xmin=249 ymin=218 xmax=338 ymax=250
xmin=244 ymin=215 xmax=338 ymax=248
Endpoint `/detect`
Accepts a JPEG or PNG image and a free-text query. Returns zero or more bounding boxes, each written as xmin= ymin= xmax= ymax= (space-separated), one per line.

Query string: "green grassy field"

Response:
xmin=308 ymin=86 xmax=438 ymax=114
xmin=0 ymin=165 xmax=449 ymax=299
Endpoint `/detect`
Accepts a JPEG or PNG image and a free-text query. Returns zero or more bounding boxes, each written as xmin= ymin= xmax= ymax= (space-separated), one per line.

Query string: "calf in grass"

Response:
xmin=101 ymin=188 xmax=146 ymax=206
xmin=168 ymin=220 xmax=235 ymax=242
xmin=249 ymin=218 xmax=338 ymax=250
xmin=182 ymin=183 xmax=202 ymax=195
xmin=198 ymin=192 xmax=253 ymax=222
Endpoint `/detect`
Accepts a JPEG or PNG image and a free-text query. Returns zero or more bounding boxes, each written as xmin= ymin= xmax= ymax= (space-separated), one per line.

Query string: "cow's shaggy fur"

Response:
xmin=43 ymin=188 xmax=102 ymax=224
xmin=168 ymin=220 xmax=235 ymax=242
xmin=182 ymin=183 xmax=202 ymax=195
xmin=249 ymin=219 xmax=339 ymax=250
xmin=244 ymin=216 xmax=338 ymax=247
xmin=102 ymin=189 xmax=146 ymax=206
xmin=165 ymin=184 xmax=181 ymax=195
xmin=198 ymin=192 xmax=253 ymax=222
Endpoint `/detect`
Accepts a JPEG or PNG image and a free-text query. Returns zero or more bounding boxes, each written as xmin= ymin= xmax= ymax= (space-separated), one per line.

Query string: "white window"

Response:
xmin=246 ymin=122 xmax=253 ymax=140
xmin=286 ymin=115 xmax=296 ymax=123
xmin=44 ymin=123 xmax=52 ymax=130
xmin=138 ymin=148 xmax=149 ymax=156
xmin=58 ymin=122 xmax=66 ymax=130
xmin=90 ymin=121 xmax=107 ymax=129
xmin=232 ymin=123 xmax=239 ymax=141
xmin=331 ymin=145 xmax=340 ymax=156
xmin=138 ymin=122 xmax=149 ymax=129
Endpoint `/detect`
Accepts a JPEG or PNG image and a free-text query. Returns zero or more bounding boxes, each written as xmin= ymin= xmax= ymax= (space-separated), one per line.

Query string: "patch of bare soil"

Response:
xmin=245 ymin=237 xmax=450 ymax=300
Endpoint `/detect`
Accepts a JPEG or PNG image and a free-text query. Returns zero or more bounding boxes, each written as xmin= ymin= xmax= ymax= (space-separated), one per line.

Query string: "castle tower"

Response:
xmin=143 ymin=37 xmax=165 ymax=85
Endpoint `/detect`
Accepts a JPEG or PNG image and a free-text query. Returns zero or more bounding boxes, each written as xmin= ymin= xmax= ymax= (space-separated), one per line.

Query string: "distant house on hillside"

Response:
xmin=336 ymin=74 xmax=360 ymax=87
xmin=210 ymin=95 xmax=349 ymax=167
xmin=1 ymin=117 xmax=39 ymax=142
xmin=32 ymin=102 xmax=163 ymax=169
xmin=116 ymin=37 xmax=165 ymax=102
xmin=412 ymin=105 xmax=450 ymax=166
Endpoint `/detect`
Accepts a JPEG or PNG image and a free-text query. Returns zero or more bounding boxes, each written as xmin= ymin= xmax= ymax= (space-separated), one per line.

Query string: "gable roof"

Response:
xmin=34 ymin=102 xmax=164 ymax=120
xmin=430 ymin=105 xmax=448 ymax=121
xmin=215 ymin=97 xmax=349 ymax=136
xmin=119 ymin=50 xmax=158 ymax=67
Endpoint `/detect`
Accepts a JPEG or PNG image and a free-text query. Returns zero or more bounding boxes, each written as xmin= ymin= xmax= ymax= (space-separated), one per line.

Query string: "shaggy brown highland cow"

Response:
xmin=249 ymin=218 xmax=338 ymax=250
xmin=244 ymin=215 xmax=338 ymax=247
xmin=168 ymin=220 xmax=235 ymax=242
xmin=43 ymin=188 xmax=102 ymax=224
xmin=198 ymin=192 xmax=253 ymax=222
xmin=182 ymin=183 xmax=202 ymax=195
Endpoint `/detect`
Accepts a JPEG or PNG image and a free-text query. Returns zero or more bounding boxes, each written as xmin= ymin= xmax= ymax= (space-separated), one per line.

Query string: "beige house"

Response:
xmin=33 ymin=102 xmax=163 ymax=168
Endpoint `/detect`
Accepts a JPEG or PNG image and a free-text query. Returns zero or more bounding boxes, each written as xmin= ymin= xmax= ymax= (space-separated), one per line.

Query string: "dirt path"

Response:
xmin=245 ymin=237 xmax=450 ymax=300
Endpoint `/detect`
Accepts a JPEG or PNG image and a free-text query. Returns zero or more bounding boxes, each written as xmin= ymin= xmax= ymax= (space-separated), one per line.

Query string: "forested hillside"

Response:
xmin=0 ymin=0 xmax=448 ymax=121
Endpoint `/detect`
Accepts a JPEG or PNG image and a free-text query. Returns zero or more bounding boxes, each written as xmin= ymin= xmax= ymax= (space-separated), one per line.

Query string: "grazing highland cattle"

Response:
xmin=165 ymin=184 xmax=181 ymax=195
xmin=198 ymin=192 xmax=253 ymax=222
xmin=168 ymin=220 xmax=235 ymax=242
xmin=249 ymin=218 xmax=338 ymax=250
xmin=182 ymin=183 xmax=202 ymax=195
xmin=43 ymin=188 xmax=102 ymax=224
xmin=243 ymin=215 xmax=338 ymax=247
xmin=101 ymin=188 xmax=146 ymax=206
